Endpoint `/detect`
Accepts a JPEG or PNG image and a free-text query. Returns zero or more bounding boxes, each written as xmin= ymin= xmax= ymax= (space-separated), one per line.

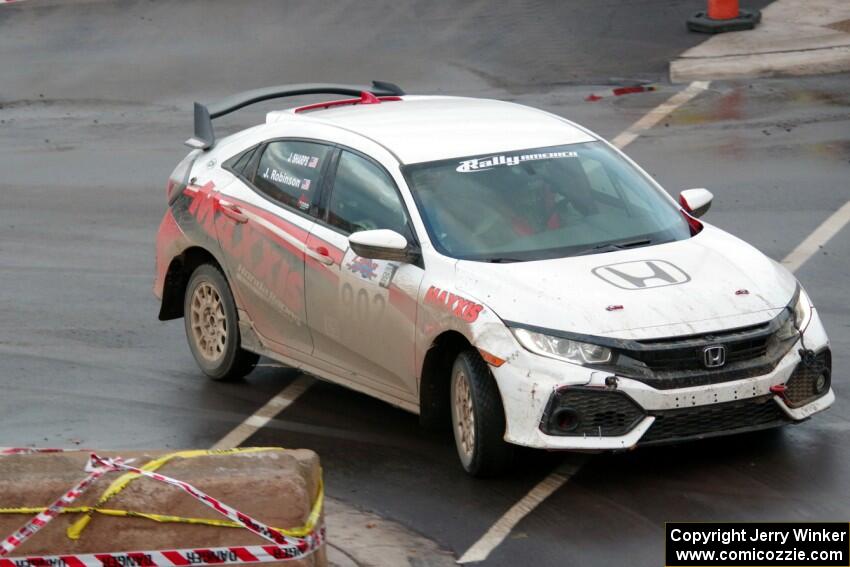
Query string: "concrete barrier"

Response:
xmin=0 ymin=448 xmax=326 ymax=566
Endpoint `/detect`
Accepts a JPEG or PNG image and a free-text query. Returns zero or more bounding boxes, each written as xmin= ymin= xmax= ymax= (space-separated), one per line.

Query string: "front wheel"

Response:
xmin=450 ymin=350 xmax=514 ymax=477
xmin=184 ymin=264 xmax=258 ymax=381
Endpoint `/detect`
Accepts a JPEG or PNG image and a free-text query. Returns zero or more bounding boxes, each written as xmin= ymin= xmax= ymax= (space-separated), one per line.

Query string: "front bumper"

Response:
xmin=494 ymin=309 xmax=834 ymax=450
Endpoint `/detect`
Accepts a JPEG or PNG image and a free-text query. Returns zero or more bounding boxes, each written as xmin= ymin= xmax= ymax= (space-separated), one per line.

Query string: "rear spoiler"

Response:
xmin=185 ymin=80 xmax=405 ymax=150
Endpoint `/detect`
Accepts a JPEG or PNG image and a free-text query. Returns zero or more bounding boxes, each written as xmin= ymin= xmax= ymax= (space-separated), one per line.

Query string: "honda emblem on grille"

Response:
xmin=703 ymin=345 xmax=726 ymax=368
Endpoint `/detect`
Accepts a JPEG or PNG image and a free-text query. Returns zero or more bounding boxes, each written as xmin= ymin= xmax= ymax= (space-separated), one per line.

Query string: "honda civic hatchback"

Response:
xmin=155 ymin=82 xmax=834 ymax=476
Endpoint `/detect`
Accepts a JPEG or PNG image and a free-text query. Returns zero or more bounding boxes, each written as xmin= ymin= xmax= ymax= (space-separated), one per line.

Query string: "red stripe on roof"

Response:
xmin=294 ymin=93 xmax=402 ymax=114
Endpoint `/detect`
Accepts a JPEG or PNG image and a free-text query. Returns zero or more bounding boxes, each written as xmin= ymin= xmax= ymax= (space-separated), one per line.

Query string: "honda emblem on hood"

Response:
xmin=592 ymin=260 xmax=690 ymax=290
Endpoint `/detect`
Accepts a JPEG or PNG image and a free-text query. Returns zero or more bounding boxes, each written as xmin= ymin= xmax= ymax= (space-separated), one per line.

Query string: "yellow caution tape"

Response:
xmin=67 ymin=447 xmax=285 ymax=540
xmin=0 ymin=448 xmax=322 ymax=541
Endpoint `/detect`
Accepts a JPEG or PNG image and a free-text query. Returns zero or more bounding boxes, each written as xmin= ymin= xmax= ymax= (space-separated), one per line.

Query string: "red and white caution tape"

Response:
xmin=0 ymin=453 xmax=323 ymax=563
xmin=88 ymin=454 xmax=319 ymax=555
xmin=0 ymin=460 xmax=116 ymax=556
xmin=0 ymin=448 xmax=74 ymax=456
xmin=585 ymin=85 xmax=657 ymax=102
xmin=0 ymin=534 xmax=325 ymax=567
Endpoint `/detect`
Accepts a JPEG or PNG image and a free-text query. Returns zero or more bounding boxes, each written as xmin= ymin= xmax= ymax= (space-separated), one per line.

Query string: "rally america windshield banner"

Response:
xmin=456 ymin=150 xmax=577 ymax=172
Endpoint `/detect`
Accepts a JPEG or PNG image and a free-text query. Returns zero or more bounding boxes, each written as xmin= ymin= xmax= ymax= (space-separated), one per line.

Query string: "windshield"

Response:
xmin=404 ymin=142 xmax=691 ymax=262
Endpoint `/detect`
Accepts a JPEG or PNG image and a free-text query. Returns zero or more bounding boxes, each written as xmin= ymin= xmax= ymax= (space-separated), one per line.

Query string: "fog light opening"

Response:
xmin=552 ymin=408 xmax=581 ymax=433
xmin=815 ymin=373 xmax=828 ymax=394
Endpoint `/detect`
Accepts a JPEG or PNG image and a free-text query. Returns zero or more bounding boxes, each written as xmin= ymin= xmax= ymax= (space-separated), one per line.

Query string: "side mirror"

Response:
xmin=348 ymin=229 xmax=419 ymax=263
xmin=679 ymin=188 xmax=713 ymax=218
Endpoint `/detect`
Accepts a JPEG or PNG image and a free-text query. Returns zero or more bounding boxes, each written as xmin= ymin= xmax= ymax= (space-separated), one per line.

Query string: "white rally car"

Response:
xmin=155 ymin=82 xmax=834 ymax=476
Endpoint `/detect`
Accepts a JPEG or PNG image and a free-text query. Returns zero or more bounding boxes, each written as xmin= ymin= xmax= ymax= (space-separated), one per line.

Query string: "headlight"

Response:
xmin=512 ymin=328 xmax=612 ymax=365
xmin=777 ymin=287 xmax=813 ymax=342
xmin=792 ymin=287 xmax=813 ymax=331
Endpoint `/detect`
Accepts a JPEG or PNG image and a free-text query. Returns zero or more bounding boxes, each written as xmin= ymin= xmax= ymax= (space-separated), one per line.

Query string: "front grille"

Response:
xmin=784 ymin=350 xmax=831 ymax=407
xmin=727 ymin=337 xmax=771 ymax=363
xmin=634 ymin=323 xmax=771 ymax=372
xmin=541 ymin=388 xmax=645 ymax=437
xmin=628 ymin=366 xmax=775 ymax=390
xmin=640 ymin=395 xmax=789 ymax=445
xmin=607 ymin=311 xmax=796 ymax=390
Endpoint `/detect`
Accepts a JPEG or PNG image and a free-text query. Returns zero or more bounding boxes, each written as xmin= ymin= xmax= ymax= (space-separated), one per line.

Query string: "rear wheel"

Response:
xmin=450 ymin=350 xmax=514 ymax=477
xmin=184 ymin=264 xmax=258 ymax=381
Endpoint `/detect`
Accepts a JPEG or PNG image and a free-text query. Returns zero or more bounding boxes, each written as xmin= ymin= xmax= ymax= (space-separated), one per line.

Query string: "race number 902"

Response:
xmin=340 ymin=283 xmax=387 ymax=325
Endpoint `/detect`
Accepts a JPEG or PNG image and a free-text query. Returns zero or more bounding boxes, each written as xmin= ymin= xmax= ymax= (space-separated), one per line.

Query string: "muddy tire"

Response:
xmin=450 ymin=350 xmax=514 ymax=477
xmin=184 ymin=264 xmax=258 ymax=381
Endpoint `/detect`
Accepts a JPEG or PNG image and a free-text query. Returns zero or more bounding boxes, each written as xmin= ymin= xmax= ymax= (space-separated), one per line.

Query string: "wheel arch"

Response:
xmin=158 ymin=246 xmax=226 ymax=321
xmin=419 ymin=330 xmax=475 ymax=430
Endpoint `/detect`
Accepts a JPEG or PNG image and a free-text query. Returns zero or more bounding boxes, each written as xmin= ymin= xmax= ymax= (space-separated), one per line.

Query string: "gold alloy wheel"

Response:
xmin=189 ymin=281 xmax=227 ymax=362
xmin=453 ymin=369 xmax=475 ymax=460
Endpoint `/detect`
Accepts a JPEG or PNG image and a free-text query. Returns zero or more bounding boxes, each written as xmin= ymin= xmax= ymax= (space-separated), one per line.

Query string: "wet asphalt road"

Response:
xmin=1 ymin=1 xmax=849 ymax=565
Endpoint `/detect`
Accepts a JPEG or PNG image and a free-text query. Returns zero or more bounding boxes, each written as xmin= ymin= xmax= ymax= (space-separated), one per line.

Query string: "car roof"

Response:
xmin=266 ymin=96 xmax=597 ymax=165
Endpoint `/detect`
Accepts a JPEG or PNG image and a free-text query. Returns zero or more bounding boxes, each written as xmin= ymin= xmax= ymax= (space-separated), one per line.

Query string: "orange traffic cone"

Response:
xmin=687 ymin=0 xmax=761 ymax=33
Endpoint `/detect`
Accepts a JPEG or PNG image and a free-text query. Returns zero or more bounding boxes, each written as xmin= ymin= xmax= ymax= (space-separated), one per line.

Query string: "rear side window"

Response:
xmin=223 ymin=145 xmax=258 ymax=177
xmin=254 ymin=141 xmax=332 ymax=212
xmin=326 ymin=151 xmax=410 ymax=237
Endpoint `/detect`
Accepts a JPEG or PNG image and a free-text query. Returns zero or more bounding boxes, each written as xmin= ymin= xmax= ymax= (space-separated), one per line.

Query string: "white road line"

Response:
xmin=781 ymin=200 xmax=850 ymax=272
xmin=457 ymin=81 xmax=714 ymax=565
xmin=457 ymin=458 xmax=587 ymax=564
xmin=211 ymin=375 xmax=314 ymax=450
xmin=611 ymin=80 xmax=711 ymax=149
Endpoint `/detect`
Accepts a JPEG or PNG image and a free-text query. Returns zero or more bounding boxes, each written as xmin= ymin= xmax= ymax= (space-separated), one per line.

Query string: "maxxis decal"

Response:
xmin=424 ymin=286 xmax=483 ymax=322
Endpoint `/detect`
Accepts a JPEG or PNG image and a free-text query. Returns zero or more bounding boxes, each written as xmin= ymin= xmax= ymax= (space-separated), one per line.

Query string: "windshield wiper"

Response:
xmin=573 ymin=238 xmax=653 ymax=256
xmin=483 ymin=257 xmax=524 ymax=263
xmin=479 ymin=238 xmax=656 ymax=262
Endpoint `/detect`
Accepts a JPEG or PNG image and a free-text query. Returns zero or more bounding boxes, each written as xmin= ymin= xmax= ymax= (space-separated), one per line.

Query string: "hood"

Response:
xmin=455 ymin=225 xmax=797 ymax=340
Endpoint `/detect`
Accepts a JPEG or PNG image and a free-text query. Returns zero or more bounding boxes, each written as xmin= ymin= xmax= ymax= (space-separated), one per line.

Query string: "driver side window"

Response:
xmin=327 ymin=151 xmax=410 ymax=237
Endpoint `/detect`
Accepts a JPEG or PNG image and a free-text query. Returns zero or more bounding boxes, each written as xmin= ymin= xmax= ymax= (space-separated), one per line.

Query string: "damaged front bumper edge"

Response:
xmin=493 ymin=310 xmax=834 ymax=451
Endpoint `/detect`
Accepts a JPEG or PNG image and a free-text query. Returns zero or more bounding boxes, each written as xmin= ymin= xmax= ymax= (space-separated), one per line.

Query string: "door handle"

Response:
xmin=218 ymin=200 xmax=248 ymax=223
xmin=310 ymin=245 xmax=335 ymax=265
